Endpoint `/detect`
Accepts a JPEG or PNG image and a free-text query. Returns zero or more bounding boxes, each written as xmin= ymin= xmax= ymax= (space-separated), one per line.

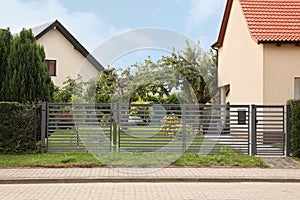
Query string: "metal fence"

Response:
xmin=41 ymin=103 xmax=289 ymax=156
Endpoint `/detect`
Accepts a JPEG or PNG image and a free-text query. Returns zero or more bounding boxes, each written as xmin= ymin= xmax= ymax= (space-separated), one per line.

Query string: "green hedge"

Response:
xmin=287 ymin=100 xmax=300 ymax=158
xmin=0 ymin=102 xmax=39 ymax=154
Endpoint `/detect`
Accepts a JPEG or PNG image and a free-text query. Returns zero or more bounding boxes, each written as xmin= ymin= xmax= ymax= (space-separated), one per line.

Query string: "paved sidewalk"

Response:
xmin=260 ymin=157 xmax=300 ymax=169
xmin=2 ymin=182 xmax=300 ymax=200
xmin=0 ymin=167 xmax=300 ymax=184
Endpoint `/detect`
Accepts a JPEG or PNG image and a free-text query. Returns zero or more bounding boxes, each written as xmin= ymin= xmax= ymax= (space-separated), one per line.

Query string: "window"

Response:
xmin=45 ymin=60 xmax=56 ymax=76
xmin=294 ymin=78 xmax=300 ymax=99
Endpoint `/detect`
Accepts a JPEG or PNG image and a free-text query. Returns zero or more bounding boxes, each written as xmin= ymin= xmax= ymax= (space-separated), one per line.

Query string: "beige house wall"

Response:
xmin=218 ymin=0 xmax=264 ymax=104
xmin=263 ymin=44 xmax=300 ymax=104
xmin=37 ymin=29 xmax=99 ymax=87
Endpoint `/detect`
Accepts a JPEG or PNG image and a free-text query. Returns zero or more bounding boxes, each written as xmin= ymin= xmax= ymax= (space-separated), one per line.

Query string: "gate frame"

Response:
xmin=41 ymin=102 xmax=47 ymax=154
xmin=251 ymin=104 xmax=257 ymax=156
xmin=251 ymin=105 xmax=289 ymax=156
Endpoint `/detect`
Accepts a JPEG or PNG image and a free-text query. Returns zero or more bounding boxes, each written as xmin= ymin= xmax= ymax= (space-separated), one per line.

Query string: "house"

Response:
xmin=32 ymin=20 xmax=104 ymax=87
xmin=212 ymin=0 xmax=300 ymax=105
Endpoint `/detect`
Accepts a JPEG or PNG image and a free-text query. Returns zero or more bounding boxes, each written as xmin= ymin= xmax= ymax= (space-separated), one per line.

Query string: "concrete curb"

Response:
xmin=1 ymin=177 xmax=300 ymax=184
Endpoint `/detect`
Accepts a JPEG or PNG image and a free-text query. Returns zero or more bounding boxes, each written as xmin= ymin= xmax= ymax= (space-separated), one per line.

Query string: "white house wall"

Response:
xmin=263 ymin=44 xmax=300 ymax=104
xmin=218 ymin=0 xmax=264 ymax=104
xmin=37 ymin=29 xmax=99 ymax=87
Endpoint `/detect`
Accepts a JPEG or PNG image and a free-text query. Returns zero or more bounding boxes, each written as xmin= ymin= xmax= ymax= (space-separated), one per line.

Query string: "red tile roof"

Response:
xmin=213 ymin=0 xmax=300 ymax=48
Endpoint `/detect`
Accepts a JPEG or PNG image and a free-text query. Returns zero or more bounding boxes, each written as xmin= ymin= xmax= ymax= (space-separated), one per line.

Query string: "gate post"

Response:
xmin=41 ymin=102 xmax=47 ymax=154
xmin=251 ymin=104 xmax=257 ymax=155
xmin=286 ymin=104 xmax=291 ymax=157
xmin=182 ymin=104 xmax=187 ymax=153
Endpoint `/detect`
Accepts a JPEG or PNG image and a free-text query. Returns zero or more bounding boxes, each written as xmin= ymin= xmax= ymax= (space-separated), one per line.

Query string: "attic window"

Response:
xmin=45 ymin=60 xmax=56 ymax=76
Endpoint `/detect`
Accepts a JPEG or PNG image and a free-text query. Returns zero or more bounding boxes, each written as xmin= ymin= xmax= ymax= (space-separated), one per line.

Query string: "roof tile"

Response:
xmin=239 ymin=0 xmax=300 ymax=42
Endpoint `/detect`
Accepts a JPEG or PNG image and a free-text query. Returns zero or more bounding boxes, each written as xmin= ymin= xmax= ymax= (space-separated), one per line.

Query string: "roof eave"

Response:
xmin=212 ymin=0 xmax=234 ymax=48
xmin=258 ymin=40 xmax=300 ymax=45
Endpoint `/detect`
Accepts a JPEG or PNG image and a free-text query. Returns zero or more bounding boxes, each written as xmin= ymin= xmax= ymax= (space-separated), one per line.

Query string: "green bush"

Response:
xmin=0 ymin=102 xmax=39 ymax=154
xmin=162 ymin=114 xmax=181 ymax=136
xmin=287 ymin=100 xmax=300 ymax=158
xmin=130 ymin=97 xmax=152 ymax=124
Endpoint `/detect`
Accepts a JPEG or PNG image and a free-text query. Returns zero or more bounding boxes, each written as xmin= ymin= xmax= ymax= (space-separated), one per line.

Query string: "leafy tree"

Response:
xmin=0 ymin=28 xmax=12 ymax=100
xmin=54 ymin=68 xmax=117 ymax=104
xmin=163 ymin=41 xmax=218 ymax=133
xmin=2 ymin=28 xmax=54 ymax=103
xmin=85 ymin=67 xmax=117 ymax=103
xmin=119 ymin=41 xmax=218 ymax=104
xmin=162 ymin=41 xmax=218 ymax=104
xmin=118 ymin=57 xmax=177 ymax=103
xmin=54 ymin=76 xmax=84 ymax=103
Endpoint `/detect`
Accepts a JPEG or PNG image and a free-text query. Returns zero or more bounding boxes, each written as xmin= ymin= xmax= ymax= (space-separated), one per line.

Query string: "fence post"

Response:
xmin=112 ymin=103 xmax=118 ymax=152
xmin=118 ymin=103 xmax=121 ymax=153
xmin=251 ymin=104 xmax=257 ymax=156
xmin=110 ymin=104 xmax=113 ymax=152
xmin=33 ymin=105 xmax=37 ymax=150
xmin=286 ymin=104 xmax=291 ymax=157
xmin=41 ymin=102 xmax=47 ymax=154
xmin=182 ymin=104 xmax=187 ymax=153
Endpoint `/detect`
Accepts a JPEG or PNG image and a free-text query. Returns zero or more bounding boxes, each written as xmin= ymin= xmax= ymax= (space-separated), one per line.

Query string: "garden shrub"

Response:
xmin=162 ymin=114 xmax=181 ymax=136
xmin=287 ymin=100 xmax=300 ymax=158
xmin=0 ymin=102 xmax=39 ymax=154
xmin=130 ymin=97 xmax=152 ymax=125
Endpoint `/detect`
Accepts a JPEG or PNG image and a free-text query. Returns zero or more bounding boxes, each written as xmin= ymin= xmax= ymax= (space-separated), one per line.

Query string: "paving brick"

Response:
xmin=0 ymin=167 xmax=300 ymax=183
xmin=1 ymin=182 xmax=300 ymax=200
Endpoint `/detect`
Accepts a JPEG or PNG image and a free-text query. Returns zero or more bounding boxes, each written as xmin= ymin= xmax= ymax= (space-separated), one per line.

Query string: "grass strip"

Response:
xmin=0 ymin=149 xmax=268 ymax=168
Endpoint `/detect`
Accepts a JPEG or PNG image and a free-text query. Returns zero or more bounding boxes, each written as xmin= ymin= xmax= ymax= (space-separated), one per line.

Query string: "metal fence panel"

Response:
xmin=184 ymin=105 xmax=249 ymax=154
xmin=45 ymin=103 xmax=112 ymax=153
xmin=118 ymin=104 xmax=184 ymax=153
xmin=118 ymin=104 xmax=250 ymax=154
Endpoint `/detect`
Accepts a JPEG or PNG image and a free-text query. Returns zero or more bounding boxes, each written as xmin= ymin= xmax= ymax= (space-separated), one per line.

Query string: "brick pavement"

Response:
xmin=0 ymin=167 xmax=300 ymax=183
xmin=1 ymin=182 xmax=300 ymax=200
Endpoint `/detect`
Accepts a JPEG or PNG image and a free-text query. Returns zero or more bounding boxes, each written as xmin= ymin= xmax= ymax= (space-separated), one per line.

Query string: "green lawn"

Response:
xmin=33 ymin=126 xmax=266 ymax=168
xmin=0 ymin=152 xmax=103 ymax=168
xmin=0 ymin=149 xmax=268 ymax=168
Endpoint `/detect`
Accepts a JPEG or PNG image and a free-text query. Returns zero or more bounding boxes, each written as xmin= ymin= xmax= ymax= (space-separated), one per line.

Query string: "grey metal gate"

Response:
xmin=251 ymin=105 xmax=286 ymax=156
xmin=41 ymin=103 xmax=112 ymax=153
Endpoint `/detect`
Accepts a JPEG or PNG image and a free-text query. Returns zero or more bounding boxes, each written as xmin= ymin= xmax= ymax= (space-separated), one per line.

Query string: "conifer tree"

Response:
xmin=3 ymin=29 xmax=54 ymax=103
xmin=0 ymin=28 xmax=12 ymax=100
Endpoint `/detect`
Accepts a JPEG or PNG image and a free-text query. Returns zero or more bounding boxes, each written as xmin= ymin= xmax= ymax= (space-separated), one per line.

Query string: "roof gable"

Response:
xmin=213 ymin=0 xmax=300 ymax=48
xmin=32 ymin=20 xmax=104 ymax=72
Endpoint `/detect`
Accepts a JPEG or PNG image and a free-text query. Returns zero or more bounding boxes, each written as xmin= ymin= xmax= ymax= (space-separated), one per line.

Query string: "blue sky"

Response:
xmin=0 ymin=0 xmax=226 ymax=67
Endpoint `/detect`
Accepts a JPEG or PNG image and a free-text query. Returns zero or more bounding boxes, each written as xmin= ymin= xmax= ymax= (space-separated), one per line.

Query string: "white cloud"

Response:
xmin=186 ymin=0 xmax=224 ymax=32
xmin=91 ymin=28 xmax=191 ymax=67
xmin=0 ymin=0 xmax=122 ymax=51
xmin=185 ymin=0 xmax=226 ymax=49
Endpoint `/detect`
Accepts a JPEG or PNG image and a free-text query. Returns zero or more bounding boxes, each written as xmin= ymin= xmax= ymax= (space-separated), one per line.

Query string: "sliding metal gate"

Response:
xmin=41 ymin=103 xmax=290 ymax=156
